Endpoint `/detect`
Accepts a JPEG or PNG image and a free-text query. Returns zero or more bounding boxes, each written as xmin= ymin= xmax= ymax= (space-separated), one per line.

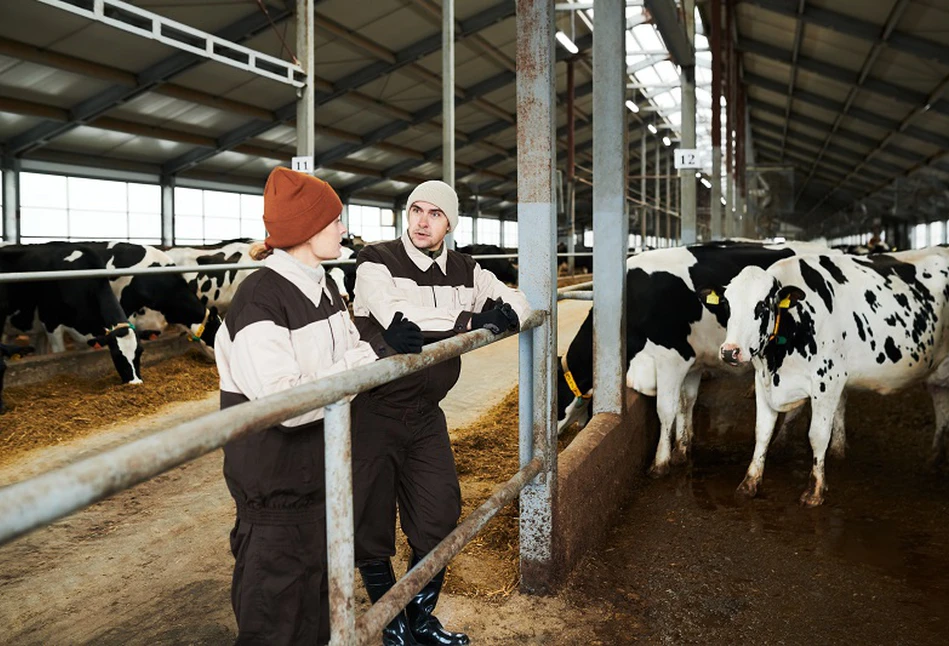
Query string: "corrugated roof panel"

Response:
xmin=900 ymin=1 xmax=949 ymax=37
xmin=849 ymin=93 xmax=914 ymax=123
xmin=251 ymin=124 xmax=297 ymax=147
xmin=810 ymin=0 xmax=905 ymax=25
xmin=50 ymin=124 xmax=137 ymax=155
xmin=873 ymin=48 xmax=948 ymax=93
xmin=794 ymin=69 xmax=858 ymax=102
xmin=0 ymin=59 xmax=112 ymax=108
xmin=801 ymin=23 xmax=876 ymax=63
xmin=0 ymin=111 xmax=46 ymax=137
xmin=0 ymin=2 xmax=96 ymax=49
xmin=97 ymin=135 xmax=194 ymax=162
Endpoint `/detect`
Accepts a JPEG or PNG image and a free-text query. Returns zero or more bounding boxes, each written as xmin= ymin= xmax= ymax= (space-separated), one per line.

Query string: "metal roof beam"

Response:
xmin=744 ymin=72 xmax=949 ymax=149
xmin=3 ymin=3 xmax=294 ymax=156
xmin=160 ymin=1 xmax=520 ymax=176
xmin=796 ymin=0 xmax=913 ymax=201
xmin=739 ymin=36 xmax=949 ymax=117
xmin=741 ymin=0 xmax=949 ymax=67
xmin=748 ymin=97 xmax=921 ymax=162
xmin=778 ymin=0 xmax=806 ymax=159
xmin=644 ymin=0 xmax=695 ymax=68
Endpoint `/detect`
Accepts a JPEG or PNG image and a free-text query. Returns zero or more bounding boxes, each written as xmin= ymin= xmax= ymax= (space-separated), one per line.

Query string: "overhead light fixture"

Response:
xmin=647 ymin=123 xmax=658 ymax=134
xmin=721 ymin=197 xmax=726 ymax=205
xmin=701 ymin=178 xmax=712 ymax=189
xmin=555 ymin=31 xmax=579 ymax=54
xmin=625 ymin=99 xmax=640 ymax=113
xmin=695 ymin=172 xmax=702 ymax=178
xmin=662 ymin=136 xmax=671 ymax=146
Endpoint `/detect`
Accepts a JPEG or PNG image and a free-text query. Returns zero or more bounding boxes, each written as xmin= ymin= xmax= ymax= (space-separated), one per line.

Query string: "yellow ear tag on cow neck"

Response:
xmin=706 ymin=292 xmax=720 ymax=305
xmin=778 ymin=296 xmax=792 ymax=309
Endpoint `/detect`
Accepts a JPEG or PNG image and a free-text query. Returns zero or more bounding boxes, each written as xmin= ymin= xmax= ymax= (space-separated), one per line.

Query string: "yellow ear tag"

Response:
xmin=778 ymin=296 xmax=792 ymax=309
xmin=706 ymin=292 xmax=720 ymax=305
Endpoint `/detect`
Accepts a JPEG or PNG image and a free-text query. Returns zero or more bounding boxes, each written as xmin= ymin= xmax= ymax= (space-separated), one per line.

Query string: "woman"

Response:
xmin=215 ymin=166 xmax=423 ymax=645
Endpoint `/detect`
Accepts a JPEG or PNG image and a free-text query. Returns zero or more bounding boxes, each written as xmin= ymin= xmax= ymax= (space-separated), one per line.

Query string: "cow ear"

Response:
xmin=777 ymin=286 xmax=806 ymax=308
xmin=698 ymin=287 xmax=725 ymax=308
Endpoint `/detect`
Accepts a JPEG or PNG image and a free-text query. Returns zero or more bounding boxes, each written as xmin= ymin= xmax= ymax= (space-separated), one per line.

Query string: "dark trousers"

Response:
xmin=229 ymin=519 xmax=330 ymax=646
xmin=352 ymin=395 xmax=462 ymax=563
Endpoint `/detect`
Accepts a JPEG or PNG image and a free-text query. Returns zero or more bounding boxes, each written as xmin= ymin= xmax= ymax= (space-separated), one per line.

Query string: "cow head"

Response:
xmin=190 ymin=307 xmax=222 ymax=348
xmin=87 ymin=323 xmax=143 ymax=384
xmin=719 ymin=266 xmax=805 ymax=367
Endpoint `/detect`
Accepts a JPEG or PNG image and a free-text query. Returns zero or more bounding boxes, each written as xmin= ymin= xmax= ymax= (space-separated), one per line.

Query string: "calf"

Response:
xmin=556 ymin=241 xmax=836 ymax=477
xmin=0 ymin=242 xmax=145 ymax=387
xmin=719 ymin=249 xmax=949 ymax=505
xmin=85 ymin=242 xmax=221 ymax=348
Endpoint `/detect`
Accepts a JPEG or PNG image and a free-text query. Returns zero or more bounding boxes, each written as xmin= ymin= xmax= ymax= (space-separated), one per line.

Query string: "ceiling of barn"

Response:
xmin=0 ymin=0 xmax=946 ymax=238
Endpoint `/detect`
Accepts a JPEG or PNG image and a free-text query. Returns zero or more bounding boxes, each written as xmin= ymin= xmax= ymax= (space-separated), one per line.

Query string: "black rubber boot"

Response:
xmin=407 ymin=554 xmax=470 ymax=646
xmin=358 ymin=560 xmax=419 ymax=646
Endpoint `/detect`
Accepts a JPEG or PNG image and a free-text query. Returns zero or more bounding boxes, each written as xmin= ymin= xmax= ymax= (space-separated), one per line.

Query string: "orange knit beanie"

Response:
xmin=263 ymin=166 xmax=343 ymax=249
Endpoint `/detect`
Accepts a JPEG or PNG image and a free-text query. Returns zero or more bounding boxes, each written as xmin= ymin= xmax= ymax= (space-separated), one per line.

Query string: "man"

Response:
xmin=351 ymin=180 xmax=531 ymax=646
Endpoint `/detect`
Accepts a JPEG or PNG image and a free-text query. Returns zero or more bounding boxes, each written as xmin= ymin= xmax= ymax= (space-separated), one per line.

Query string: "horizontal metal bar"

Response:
xmin=0 ymin=310 xmax=545 ymax=546
xmin=355 ymin=456 xmax=543 ymax=645
xmin=0 ymin=252 xmax=531 ymax=284
xmin=559 ymin=291 xmax=594 ymax=300
xmin=557 ymin=280 xmax=593 ymax=295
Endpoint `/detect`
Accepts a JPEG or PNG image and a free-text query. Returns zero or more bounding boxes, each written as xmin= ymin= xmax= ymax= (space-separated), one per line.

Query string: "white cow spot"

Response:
xmin=63 ymin=250 xmax=83 ymax=263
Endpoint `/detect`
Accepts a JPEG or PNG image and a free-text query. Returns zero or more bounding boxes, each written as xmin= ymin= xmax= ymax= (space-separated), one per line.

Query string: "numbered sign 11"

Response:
xmin=291 ymin=156 xmax=314 ymax=173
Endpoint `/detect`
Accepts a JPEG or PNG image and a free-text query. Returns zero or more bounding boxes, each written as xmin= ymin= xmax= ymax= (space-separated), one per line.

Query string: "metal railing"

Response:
xmin=0 ymin=309 xmax=546 ymax=646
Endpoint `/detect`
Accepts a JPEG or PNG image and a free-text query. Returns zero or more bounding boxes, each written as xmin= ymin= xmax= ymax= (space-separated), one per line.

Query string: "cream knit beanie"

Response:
xmin=406 ymin=180 xmax=459 ymax=231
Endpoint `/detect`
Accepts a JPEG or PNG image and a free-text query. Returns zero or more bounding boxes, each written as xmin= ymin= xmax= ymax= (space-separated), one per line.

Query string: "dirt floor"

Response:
xmin=2 ymin=296 xmax=947 ymax=644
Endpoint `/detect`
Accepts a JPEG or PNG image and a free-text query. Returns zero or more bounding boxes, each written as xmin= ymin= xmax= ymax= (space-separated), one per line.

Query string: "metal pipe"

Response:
xmin=679 ymin=0 xmax=697 ymax=243
xmin=567 ymin=60 xmax=576 ymax=276
xmin=325 ymin=400 xmax=356 ymax=646
xmin=556 ymin=280 xmax=593 ymax=295
xmin=724 ymin=0 xmax=735 ymax=237
xmin=296 ymin=0 xmax=316 ymax=161
xmin=559 ymin=291 xmax=594 ymax=300
xmin=710 ymin=0 xmax=722 ymax=240
xmin=1 ymin=155 xmax=20 ymax=243
xmin=442 ymin=0 xmax=456 ymax=251
xmin=0 ymin=311 xmax=545 ymax=546
xmin=640 ymin=134 xmax=647 ymax=244
xmin=355 ymin=457 xmax=543 ymax=644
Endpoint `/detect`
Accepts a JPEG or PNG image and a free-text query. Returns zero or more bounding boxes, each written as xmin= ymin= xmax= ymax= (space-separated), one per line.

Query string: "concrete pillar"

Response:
xmin=2 ymin=155 xmax=20 ymax=243
xmin=516 ymin=0 xmax=558 ymax=594
xmin=160 ymin=176 xmax=174 ymax=246
xmin=679 ymin=0 xmax=697 ymax=244
xmin=710 ymin=0 xmax=722 ymax=240
xmin=442 ymin=0 xmax=456 ymax=250
xmin=640 ymin=134 xmax=647 ymax=247
xmin=593 ymin=0 xmax=627 ymax=416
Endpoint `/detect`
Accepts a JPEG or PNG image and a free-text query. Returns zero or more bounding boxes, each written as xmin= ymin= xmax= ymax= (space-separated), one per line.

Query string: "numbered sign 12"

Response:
xmin=674 ymin=149 xmax=703 ymax=169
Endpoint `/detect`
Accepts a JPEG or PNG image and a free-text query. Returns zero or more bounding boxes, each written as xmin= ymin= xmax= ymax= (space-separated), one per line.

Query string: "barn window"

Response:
xmin=502 ymin=221 xmax=518 ymax=248
xmin=476 ymin=218 xmax=501 ymax=246
xmin=173 ymin=187 xmax=263 ymax=245
xmin=454 ymin=216 xmax=473 ymax=246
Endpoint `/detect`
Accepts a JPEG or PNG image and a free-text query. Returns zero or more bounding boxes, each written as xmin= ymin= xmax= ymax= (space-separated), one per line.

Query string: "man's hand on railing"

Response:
xmin=382 ymin=312 xmax=424 ymax=354
xmin=471 ymin=301 xmax=519 ymax=335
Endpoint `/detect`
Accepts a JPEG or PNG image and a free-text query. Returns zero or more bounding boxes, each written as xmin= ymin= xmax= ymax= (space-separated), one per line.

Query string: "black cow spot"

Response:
xmin=870 ymin=340 xmax=876 ymax=350
xmin=201 ymin=279 xmax=211 ymax=292
xmin=214 ymin=289 xmax=221 ymax=301
xmin=819 ymin=382 xmax=826 ymax=393
xmin=800 ymin=260 xmax=834 ymax=313
xmin=876 ymin=352 xmax=886 ymax=364
xmin=819 ymin=256 xmax=848 ymax=284
xmin=842 ymin=331 xmax=847 ymax=340
xmin=894 ymin=293 xmax=909 ymax=309
xmin=923 ymin=272 xmax=932 ymax=279
xmin=884 ymin=337 xmax=902 ymax=363
xmin=853 ymin=312 xmax=866 ymax=341
xmin=864 ymin=290 xmax=880 ymax=312
xmin=773 ymin=373 xmax=780 ymax=387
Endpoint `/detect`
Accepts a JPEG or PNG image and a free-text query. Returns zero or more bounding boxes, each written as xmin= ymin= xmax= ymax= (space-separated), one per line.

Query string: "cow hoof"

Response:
xmin=735 ymin=476 xmax=759 ymax=499
xmin=799 ymin=490 xmax=824 ymax=507
xmin=670 ymin=447 xmax=689 ymax=467
xmin=647 ymin=462 xmax=670 ymax=479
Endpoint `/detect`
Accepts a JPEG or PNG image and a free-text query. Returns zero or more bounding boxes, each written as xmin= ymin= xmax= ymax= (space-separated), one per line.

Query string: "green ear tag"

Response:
xmin=777 ymin=336 xmax=787 ymax=345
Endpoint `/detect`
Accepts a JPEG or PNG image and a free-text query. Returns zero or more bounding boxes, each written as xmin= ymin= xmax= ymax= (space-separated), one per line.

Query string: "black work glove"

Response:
xmin=471 ymin=302 xmax=519 ymax=335
xmin=382 ymin=312 xmax=424 ymax=354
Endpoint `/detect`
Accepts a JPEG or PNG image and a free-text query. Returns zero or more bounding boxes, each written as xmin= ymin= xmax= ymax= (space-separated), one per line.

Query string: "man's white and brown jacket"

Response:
xmin=352 ymin=232 xmax=531 ymax=409
xmin=216 ymin=250 xmax=378 ymax=523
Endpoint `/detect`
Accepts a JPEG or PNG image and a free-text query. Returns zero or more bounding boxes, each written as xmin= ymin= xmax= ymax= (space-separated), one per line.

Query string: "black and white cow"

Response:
xmin=718 ymin=248 xmax=949 ymax=506
xmin=84 ymin=242 xmax=221 ymax=348
xmin=556 ymin=241 xmax=836 ymax=477
xmin=0 ymin=242 xmax=145 ymax=386
xmin=457 ymin=244 xmax=518 ymax=285
xmin=162 ymin=239 xmax=256 ymax=314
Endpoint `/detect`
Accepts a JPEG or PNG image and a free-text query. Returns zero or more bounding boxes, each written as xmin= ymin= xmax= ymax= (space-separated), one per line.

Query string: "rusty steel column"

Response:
xmin=567 ymin=59 xmax=576 ymax=275
xmin=736 ymin=81 xmax=746 ymax=236
xmin=516 ymin=0 xmax=559 ymax=593
xmin=324 ymin=400 xmax=355 ymax=646
xmin=593 ymin=0 xmax=627 ymax=415
xmin=295 ymin=0 xmax=315 ymax=162
xmin=710 ymin=0 xmax=723 ymax=240
xmin=679 ymin=0 xmax=697 ymax=243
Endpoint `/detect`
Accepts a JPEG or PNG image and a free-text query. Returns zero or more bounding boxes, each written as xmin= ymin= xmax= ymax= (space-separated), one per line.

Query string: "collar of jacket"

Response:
xmin=401 ymin=231 xmax=449 ymax=274
xmin=265 ymin=249 xmax=332 ymax=307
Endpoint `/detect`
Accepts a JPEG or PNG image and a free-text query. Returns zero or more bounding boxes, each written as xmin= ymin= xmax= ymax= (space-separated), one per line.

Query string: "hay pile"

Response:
xmin=0 ymin=351 xmax=219 ymax=468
